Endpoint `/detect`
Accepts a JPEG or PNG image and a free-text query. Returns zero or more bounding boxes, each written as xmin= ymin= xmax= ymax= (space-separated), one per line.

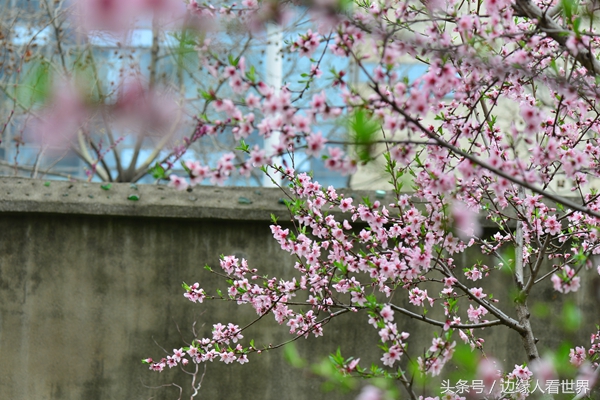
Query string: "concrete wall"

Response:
xmin=0 ymin=178 xmax=597 ymax=399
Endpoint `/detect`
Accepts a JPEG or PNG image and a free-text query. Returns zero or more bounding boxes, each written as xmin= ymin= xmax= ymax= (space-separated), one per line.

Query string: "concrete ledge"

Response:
xmin=0 ymin=177 xmax=395 ymax=221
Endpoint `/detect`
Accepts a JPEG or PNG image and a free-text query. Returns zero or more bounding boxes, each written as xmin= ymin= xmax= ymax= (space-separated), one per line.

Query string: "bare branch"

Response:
xmin=388 ymin=304 xmax=506 ymax=330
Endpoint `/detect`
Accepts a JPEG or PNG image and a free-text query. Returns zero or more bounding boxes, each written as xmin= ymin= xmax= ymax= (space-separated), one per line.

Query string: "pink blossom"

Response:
xmin=565 ymin=34 xmax=590 ymax=56
xmin=219 ymin=351 xmax=236 ymax=364
xmin=310 ymin=64 xmax=322 ymax=78
xmin=256 ymin=82 xmax=273 ymax=97
xmin=185 ymin=161 xmax=210 ymax=186
xmin=169 ymin=175 xmax=189 ymax=191
xmin=172 ymin=348 xmax=184 ymax=362
xmin=292 ymin=29 xmax=321 ymax=58
xmin=150 ymin=361 xmax=165 ymax=372
xmin=465 ymin=268 xmax=483 ymax=281
xmin=356 ymin=385 xmax=383 ymax=400
xmin=381 ymin=344 xmax=403 ymax=366
xmin=551 ymin=265 xmax=581 ymax=293
xmin=246 ymin=93 xmax=261 ymax=109
xmin=451 ymin=201 xmax=481 ymax=240
xmin=310 ymin=91 xmax=327 ymax=113
xmin=76 ymin=0 xmax=135 ymax=32
xmin=469 ymin=287 xmax=486 ymax=299
xmin=443 ymin=277 xmax=457 ymax=287
xmin=166 ymin=356 xmax=177 ymax=368
xmin=136 ymin=0 xmax=184 ymax=15
xmin=575 ymin=362 xmax=596 ymax=398
xmin=229 ymin=75 xmax=248 ymax=94
xmin=467 ymin=304 xmax=488 ymax=323
xmin=530 ymin=357 xmax=557 ymax=388
xmin=544 ymin=215 xmax=562 ymax=235
xmin=305 ymin=132 xmax=327 ymax=157
xmin=249 ymin=145 xmax=269 ymax=167
xmin=351 ymin=291 xmax=367 ymax=306
xmin=31 ymin=78 xmax=89 ymax=151
xmin=339 ymin=198 xmax=354 ymax=212
xmin=114 ymin=76 xmax=180 ymax=136
xmin=476 ymin=358 xmax=502 ymax=397
xmin=511 ymin=364 xmax=533 ymax=380
xmin=136 ymin=0 xmax=600 ymax=388
xmin=380 ymin=305 xmax=394 ymax=322
xmin=570 ymin=346 xmax=587 ymax=367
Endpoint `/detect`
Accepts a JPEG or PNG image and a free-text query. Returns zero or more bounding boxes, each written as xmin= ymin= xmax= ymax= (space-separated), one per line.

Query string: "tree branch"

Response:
xmin=522 ymin=234 xmax=551 ymax=295
xmin=513 ymin=0 xmax=600 ymax=76
xmin=370 ymin=83 xmax=600 ymax=220
xmin=0 ymin=159 xmax=81 ymax=180
xmin=514 ymin=186 xmax=541 ymax=362
xmin=388 ymin=304 xmax=506 ymax=330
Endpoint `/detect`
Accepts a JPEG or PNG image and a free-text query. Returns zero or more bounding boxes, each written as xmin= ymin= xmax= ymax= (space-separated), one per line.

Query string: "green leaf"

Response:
xmin=246 ymin=66 xmax=256 ymax=83
xmin=561 ymin=301 xmax=582 ymax=332
xmin=362 ymin=196 xmax=372 ymax=207
xmin=446 ymin=297 xmax=458 ymax=313
xmin=235 ymin=139 xmax=250 ymax=152
xmin=149 ymin=163 xmax=166 ymax=180
xmin=181 ymin=160 xmax=191 ymax=173
xmin=531 ymin=302 xmax=550 ymax=318
xmin=573 ymin=17 xmax=581 ymax=35
xmin=16 ymin=60 xmax=52 ymax=107
xmin=338 ymin=0 xmax=354 ymax=12
xmin=44 ymin=181 xmax=51 ymax=187
xmin=170 ymin=29 xmax=200 ymax=72
xmin=329 ymin=347 xmax=344 ymax=366
xmin=561 ymin=0 xmax=575 ymax=20
xmin=283 ymin=343 xmax=307 ymax=368
xmin=333 ymin=260 xmax=347 ymax=274
xmin=555 ymin=342 xmax=577 ymax=375
xmin=199 ymin=90 xmax=215 ymax=101
xmin=349 ymin=109 xmax=380 ymax=163
xmin=452 ymin=343 xmax=478 ymax=371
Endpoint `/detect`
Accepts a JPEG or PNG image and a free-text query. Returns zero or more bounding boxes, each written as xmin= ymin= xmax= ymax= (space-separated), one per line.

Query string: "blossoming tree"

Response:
xmin=21 ymin=0 xmax=600 ymax=398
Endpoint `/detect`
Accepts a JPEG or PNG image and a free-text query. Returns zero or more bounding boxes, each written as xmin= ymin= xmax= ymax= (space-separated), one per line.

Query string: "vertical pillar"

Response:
xmin=263 ymin=23 xmax=283 ymax=187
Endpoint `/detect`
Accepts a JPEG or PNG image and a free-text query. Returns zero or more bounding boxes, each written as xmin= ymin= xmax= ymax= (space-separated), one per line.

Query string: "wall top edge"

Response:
xmin=0 ymin=177 xmax=395 ymax=221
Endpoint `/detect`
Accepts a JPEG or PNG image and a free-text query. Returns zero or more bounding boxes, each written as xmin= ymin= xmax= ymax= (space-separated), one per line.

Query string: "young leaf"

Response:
xmin=149 ymin=163 xmax=166 ymax=180
xmin=349 ymin=109 xmax=380 ymax=163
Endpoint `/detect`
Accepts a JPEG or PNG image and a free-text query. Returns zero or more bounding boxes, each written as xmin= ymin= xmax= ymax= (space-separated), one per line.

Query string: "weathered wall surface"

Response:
xmin=0 ymin=178 xmax=597 ymax=399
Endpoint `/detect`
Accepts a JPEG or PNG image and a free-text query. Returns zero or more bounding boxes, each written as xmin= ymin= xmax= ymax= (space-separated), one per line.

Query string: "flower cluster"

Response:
xmin=144 ymin=326 xmax=249 ymax=372
xmin=134 ymin=0 xmax=600 ymax=397
xmin=551 ymin=265 xmax=581 ymax=294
